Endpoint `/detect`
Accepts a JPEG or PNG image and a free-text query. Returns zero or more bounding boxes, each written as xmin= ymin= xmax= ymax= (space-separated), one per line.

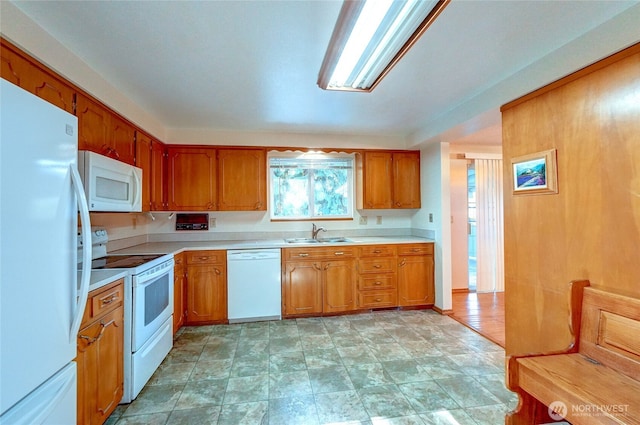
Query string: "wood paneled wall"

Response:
xmin=501 ymin=43 xmax=640 ymax=356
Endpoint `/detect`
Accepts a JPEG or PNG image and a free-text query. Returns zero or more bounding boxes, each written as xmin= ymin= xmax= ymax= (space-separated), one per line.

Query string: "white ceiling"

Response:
xmin=8 ymin=1 xmax=640 ymax=146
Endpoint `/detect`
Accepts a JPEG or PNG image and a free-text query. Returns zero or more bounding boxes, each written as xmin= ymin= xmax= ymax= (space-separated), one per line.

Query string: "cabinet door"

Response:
xmin=167 ymin=147 xmax=217 ymax=211
xmin=77 ymin=93 xmax=111 ymax=156
xmin=136 ymin=132 xmax=152 ymax=211
xmin=151 ymin=141 xmax=166 ymax=210
xmin=111 ymin=115 xmax=136 ymax=165
xmin=173 ymin=254 xmax=186 ymax=334
xmin=77 ymin=306 xmax=123 ymax=425
xmin=186 ymin=264 xmax=227 ymax=323
xmin=323 ymin=260 xmax=356 ymax=313
xmin=397 ymin=255 xmax=435 ymax=306
xmin=1 ymin=44 xmax=75 ymax=113
xmin=283 ymin=261 xmax=323 ymax=316
xmin=362 ymin=151 xmax=393 ymax=209
xmin=218 ymin=148 xmax=267 ymax=211
xmin=393 ymin=152 xmax=421 ymax=208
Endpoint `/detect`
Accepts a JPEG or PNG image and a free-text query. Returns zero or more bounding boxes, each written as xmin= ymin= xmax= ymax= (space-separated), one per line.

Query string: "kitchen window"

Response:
xmin=269 ymin=153 xmax=354 ymax=220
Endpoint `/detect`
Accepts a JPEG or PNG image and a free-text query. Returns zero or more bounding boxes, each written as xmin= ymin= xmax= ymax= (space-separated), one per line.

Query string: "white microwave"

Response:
xmin=78 ymin=151 xmax=142 ymax=212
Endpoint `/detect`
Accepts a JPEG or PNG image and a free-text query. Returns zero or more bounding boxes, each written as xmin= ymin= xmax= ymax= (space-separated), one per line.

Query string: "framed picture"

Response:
xmin=511 ymin=148 xmax=558 ymax=195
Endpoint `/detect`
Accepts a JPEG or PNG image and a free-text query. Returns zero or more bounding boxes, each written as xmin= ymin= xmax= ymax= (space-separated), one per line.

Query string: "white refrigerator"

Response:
xmin=0 ymin=79 xmax=92 ymax=423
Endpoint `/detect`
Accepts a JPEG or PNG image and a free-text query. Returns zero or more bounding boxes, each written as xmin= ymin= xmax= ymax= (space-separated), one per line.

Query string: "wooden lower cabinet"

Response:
xmin=173 ymin=252 xmax=186 ymax=334
xmin=357 ymin=245 xmax=398 ymax=309
xmin=323 ymin=260 xmax=356 ymax=313
xmin=186 ymin=250 xmax=227 ymax=324
xmin=283 ymin=243 xmax=434 ymax=317
xmin=397 ymin=244 xmax=435 ymax=306
xmin=282 ymin=247 xmax=357 ymax=316
xmin=282 ymin=261 xmax=323 ymax=316
xmin=77 ymin=279 xmax=124 ymax=425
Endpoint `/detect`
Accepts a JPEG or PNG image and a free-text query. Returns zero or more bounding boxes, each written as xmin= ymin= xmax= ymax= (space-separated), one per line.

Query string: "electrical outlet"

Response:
xmin=376 ymin=216 xmax=382 ymax=225
xmin=428 ymin=213 xmax=433 ymax=223
xmin=359 ymin=216 xmax=368 ymax=225
xmin=210 ymin=217 xmax=216 ymax=228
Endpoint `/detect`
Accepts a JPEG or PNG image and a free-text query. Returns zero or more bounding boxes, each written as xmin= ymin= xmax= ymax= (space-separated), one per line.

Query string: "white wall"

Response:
xmin=413 ymin=142 xmax=451 ymax=312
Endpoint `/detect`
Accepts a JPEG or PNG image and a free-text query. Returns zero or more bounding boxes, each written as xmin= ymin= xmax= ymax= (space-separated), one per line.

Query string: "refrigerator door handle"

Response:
xmin=70 ymin=165 xmax=92 ymax=343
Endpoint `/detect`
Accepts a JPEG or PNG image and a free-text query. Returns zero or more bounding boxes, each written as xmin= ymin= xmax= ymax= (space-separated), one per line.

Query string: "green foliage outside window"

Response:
xmin=270 ymin=155 xmax=353 ymax=220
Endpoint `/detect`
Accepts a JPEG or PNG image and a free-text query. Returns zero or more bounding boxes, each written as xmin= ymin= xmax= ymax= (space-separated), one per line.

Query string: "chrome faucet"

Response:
xmin=311 ymin=223 xmax=327 ymax=240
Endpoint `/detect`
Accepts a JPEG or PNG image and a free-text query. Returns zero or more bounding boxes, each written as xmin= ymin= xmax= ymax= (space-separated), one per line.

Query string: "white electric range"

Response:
xmin=81 ymin=228 xmax=174 ymax=403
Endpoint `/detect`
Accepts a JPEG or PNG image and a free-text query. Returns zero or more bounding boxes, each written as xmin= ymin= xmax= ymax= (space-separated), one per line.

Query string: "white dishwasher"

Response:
xmin=227 ymin=249 xmax=282 ymax=323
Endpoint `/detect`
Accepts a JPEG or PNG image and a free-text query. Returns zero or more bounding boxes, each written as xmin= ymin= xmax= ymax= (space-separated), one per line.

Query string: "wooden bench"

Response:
xmin=506 ymin=280 xmax=640 ymax=425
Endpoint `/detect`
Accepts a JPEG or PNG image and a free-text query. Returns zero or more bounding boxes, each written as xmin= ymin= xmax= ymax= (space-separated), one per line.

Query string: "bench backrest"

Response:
xmin=579 ymin=287 xmax=640 ymax=378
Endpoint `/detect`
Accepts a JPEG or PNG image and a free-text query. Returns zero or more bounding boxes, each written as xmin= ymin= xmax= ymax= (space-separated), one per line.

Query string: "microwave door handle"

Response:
xmin=71 ymin=164 xmax=92 ymax=343
xmin=133 ymin=168 xmax=142 ymax=210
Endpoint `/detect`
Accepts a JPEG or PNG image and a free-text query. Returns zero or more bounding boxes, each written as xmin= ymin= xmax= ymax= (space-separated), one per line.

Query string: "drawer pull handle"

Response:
xmin=298 ymin=253 xmax=309 ymax=257
xmin=375 ymin=298 xmax=382 ymax=302
xmin=334 ymin=251 xmax=344 ymax=256
xmin=411 ymin=248 xmax=420 ymax=253
xmin=374 ymin=281 xmax=382 ymax=285
xmin=101 ymin=295 xmax=117 ymax=305
xmin=198 ymin=256 xmax=210 ymax=260
xmin=373 ymin=250 xmax=381 ymax=253
xmin=78 ymin=319 xmax=116 ymax=346
xmin=373 ymin=264 xmax=382 ymax=269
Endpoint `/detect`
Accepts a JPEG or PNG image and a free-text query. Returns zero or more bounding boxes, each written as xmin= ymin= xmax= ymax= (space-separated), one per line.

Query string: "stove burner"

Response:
xmin=91 ymin=254 xmax=164 ymax=270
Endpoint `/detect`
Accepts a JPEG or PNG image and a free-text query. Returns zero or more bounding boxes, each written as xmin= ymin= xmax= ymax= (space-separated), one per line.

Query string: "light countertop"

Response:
xmin=79 ymin=269 xmax=129 ymax=292
xmin=111 ymin=236 xmax=434 ymax=256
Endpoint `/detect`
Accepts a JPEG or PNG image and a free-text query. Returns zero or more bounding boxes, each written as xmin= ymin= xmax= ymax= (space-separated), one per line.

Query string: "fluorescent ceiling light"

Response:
xmin=318 ymin=0 xmax=449 ymax=92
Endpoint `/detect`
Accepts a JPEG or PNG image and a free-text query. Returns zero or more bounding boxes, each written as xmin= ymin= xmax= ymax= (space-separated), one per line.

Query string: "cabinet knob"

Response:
xmin=375 ymin=298 xmax=382 ymax=302
xmin=374 ymin=281 xmax=382 ymax=285
xmin=373 ymin=264 xmax=381 ymax=269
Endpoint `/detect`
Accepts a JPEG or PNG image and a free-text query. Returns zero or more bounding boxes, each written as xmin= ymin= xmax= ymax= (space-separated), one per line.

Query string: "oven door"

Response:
xmin=131 ymin=261 xmax=174 ymax=352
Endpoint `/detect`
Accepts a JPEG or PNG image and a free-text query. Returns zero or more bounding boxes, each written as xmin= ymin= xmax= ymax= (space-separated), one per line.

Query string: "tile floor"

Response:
xmin=106 ymin=310 xmax=518 ymax=425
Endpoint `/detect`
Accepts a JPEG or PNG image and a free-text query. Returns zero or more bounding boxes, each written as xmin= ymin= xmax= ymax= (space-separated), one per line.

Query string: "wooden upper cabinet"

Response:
xmin=135 ymin=131 xmax=152 ymax=211
xmin=1 ymin=43 xmax=75 ymax=113
xmin=360 ymin=151 xmax=393 ymax=209
xmin=218 ymin=148 xmax=267 ymax=211
xmin=393 ymin=151 xmax=421 ymax=208
xmin=358 ymin=150 xmax=420 ymax=209
xmin=76 ymin=93 xmax=111 ymax=155
xmin=77 ymin=93 xmax=136 ymax=164
xmin=167 ymin=146 xmax=217 ymax=211
xmin=111 ymin=115 xmax=136 ymax=165
xmin=151 ymin=141 xmax=166 ymax=211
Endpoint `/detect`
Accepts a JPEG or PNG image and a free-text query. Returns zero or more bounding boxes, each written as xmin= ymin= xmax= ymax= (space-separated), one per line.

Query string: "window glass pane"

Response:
xmin=271 ymin=167 xmax=309 ymax=218
xmin=270 ymin=154 xmax=353 ymax=220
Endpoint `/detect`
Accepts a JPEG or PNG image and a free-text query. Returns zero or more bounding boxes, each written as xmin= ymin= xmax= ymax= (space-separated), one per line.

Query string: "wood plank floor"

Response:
xmin=450 ymin=291 xmax=505 ymax=348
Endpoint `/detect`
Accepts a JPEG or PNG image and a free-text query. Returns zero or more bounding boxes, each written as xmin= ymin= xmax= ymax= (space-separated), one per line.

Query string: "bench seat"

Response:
xmin=518 ymin=353 xmax=640 ymax=424
xmin=506 ymin=281 xmax=640 ymax=425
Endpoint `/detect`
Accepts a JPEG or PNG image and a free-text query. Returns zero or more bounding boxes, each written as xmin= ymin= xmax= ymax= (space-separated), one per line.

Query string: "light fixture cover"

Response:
xmin=318 ymin=0 xmax=449 ymax=92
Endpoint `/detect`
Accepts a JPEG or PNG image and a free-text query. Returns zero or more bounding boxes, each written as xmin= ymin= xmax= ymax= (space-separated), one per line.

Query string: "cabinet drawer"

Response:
xmin=186 ymin=250 xmax=226 ymax=264
xmin=83 ymin=279 xmax=124 ymax=326
xmin=284 ymin=247 xmax=355 ymax=261
xmin=359 ymin=245 xmax=396 ymax=257
xmin=397 ymin=243 xmax=434 ymax=256
xmin=358 ymin=274 xmax=396 ymax=291
xmin=358 ymin=258 xmax=396 ymax=274
xmin=358 ymin=290 xmax=397 ymax=309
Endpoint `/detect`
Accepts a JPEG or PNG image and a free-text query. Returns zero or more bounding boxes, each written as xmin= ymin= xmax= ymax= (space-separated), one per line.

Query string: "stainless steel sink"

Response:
xmin=317 ymin=237 xmax=352 ymax=243
xmin=284 ymin=238 xmax=320 ymax=244
xmin=284 ymin=237 xmax=352 ymax=244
